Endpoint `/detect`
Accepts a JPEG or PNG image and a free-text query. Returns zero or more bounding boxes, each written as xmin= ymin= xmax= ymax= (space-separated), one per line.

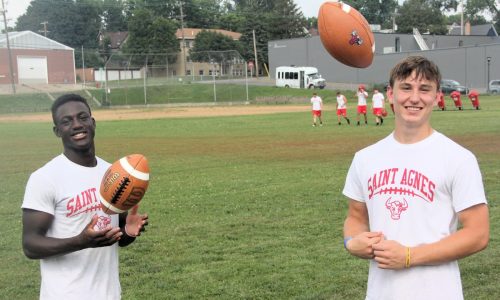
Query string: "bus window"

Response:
xmin=294 ymin=72 xmax=298 ymax=80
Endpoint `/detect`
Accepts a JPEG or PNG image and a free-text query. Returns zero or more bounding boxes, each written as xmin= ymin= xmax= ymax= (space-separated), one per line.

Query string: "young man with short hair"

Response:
xmin=22 ymin=94 xmax=149 ymax=299
xmin=356 ymin=84 xmax=369 ymax=126
xmin=336 ymin=91 xmax=350 ymax=125
xmin=371 ymin=88 xmax=385 ymax=126
xmin=342 ymin=56 xmax=489 ymax=299
xmin=310 ymin=92 xmax=323 ymax=127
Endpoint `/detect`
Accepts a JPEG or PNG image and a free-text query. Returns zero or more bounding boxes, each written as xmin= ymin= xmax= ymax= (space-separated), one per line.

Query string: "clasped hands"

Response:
xmin=345 ymin=232 xmax=408 ymax=269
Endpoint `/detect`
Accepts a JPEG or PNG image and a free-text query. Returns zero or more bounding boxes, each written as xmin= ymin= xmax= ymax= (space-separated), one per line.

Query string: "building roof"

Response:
xmin=100 ymin=31 xmax=129 ymax=49
xmin=175 ymin=28 xmax=241 ymax=40
xmin=449 ymin=23 xmax=498 ymax=36
xmin=0 ymin=31 xmax=73 ymax=50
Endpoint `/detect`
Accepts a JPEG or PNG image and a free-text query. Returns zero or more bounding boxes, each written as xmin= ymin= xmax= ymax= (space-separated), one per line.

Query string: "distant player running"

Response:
xmin=372 ymin=88 xmax=385 ymax=126
xmin=311 ymin=92 xmax=323 ymax=127
xmin=437 ymin=90 xmax=446 ymax=110
xmin=356 ymin=85 xmax=368 ymax=126
xmin=336 ymin=92 xmax=350 ymax=125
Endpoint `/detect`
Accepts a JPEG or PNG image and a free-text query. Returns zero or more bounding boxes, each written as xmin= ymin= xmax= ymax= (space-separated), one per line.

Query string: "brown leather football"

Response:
xmin=318 ymin=1 xmax=375 ymax=68
xmin=99 ymin=154 xmax=149 ymax=214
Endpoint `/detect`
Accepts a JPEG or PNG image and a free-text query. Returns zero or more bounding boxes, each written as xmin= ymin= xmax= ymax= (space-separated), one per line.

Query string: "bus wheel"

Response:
xmin=285 ymin=85 xmax=290 ymax=88
xmin=308 ymin=85 xmax=314 ymax=89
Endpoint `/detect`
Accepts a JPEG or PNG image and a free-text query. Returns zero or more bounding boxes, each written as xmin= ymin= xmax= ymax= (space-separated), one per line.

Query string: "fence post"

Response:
xmin=144 ymin=55 xmax=148 ymax=105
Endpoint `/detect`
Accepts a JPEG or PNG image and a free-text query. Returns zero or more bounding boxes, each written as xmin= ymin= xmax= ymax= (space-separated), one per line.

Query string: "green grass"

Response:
xmin=0 ymin=82 xmax=345 ymax=114
xmin=1 ymin=96 xmax=499 ymax=299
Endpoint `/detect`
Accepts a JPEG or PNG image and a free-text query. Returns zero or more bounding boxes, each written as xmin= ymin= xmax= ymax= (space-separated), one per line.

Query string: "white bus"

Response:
xmin=275 ymin=66 xmax=326 ymax=89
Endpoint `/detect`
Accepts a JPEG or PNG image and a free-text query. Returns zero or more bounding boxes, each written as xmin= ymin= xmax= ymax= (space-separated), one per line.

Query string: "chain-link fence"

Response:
xmin=0 ymin=49 xmax=259 ymax=113
xmin=84 ymin=50 xmax=250 ymax=107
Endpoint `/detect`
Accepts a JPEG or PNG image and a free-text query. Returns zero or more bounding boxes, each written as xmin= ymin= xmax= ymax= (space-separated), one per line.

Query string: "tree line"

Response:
xmin=11 ymin=0 xmax=499 ymax=69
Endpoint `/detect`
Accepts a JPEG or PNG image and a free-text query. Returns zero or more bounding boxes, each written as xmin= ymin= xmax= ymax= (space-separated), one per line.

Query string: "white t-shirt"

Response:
xmin=311 ymin=95 xmax=322 ymax=110
xmin=22 ymin=154 xmax=121 ymax=300
xmin=336 ymin=95 xmax=347 ymax=109
xmin=343 ymin=131 xmax=487 ymax=300
xmin=357 ymin=90 xmax=368 ymax=106
xmin=372 ymin=92 xmax=385 ymax=108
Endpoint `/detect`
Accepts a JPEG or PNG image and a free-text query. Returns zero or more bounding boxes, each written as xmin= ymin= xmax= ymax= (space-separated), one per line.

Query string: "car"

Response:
xmin=489 ymin=80 xmax=500 ymax=94
xmin=440 ymin=79 xmax=469 ymax=95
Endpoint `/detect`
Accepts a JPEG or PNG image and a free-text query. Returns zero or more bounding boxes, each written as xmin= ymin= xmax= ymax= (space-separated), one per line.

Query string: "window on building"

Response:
xmin=199 ymin=70 xmax=204 ymax=75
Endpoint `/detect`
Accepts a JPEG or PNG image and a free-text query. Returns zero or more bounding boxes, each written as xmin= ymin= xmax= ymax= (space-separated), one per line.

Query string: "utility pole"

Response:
xmin=81 ymin=45 xmax=86 ymax=88
xmin=1 ymin=0 xmax=16 ymax=94
xmin=252 ymin=29 xmax=259 ymax=78
xmin=40 ymin=21 xmax=49 ymax=36
xmin=460 ymin=0 xmax=464 ymax=35
xmin=179 ymin=1 xmax=187 ymax=76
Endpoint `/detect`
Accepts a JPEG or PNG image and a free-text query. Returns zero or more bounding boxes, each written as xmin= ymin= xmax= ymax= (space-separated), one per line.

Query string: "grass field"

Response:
xmin=1 ymin=95 xmax=499 ymax=299
xmin=0 ymin=83 xmax=353 ymax=113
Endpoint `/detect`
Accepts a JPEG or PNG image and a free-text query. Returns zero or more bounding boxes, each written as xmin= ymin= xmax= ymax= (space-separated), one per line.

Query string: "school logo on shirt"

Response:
xmin=385 ymin=197 xmax=408 ymax=220
xmin=66 ymin=187 xmax=102 ymax=217
xmin=367 ymin=167 xmax=436 ymax=220
xmin=95 ymin=215 xmax=112 ymax=230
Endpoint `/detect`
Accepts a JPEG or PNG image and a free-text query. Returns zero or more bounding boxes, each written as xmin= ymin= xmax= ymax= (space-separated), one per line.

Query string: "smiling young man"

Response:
xmin=22 ymin=94 xmax=148 ymax=299
xmin=342 ymin=56 xmax=489 ymax=299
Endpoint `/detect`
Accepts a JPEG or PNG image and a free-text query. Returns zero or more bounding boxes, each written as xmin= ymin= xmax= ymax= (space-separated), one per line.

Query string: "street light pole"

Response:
xmin=487 ymin=57 xmax=491 ymax=93
xmin=1 ymin=0 xmax=16 ymax=94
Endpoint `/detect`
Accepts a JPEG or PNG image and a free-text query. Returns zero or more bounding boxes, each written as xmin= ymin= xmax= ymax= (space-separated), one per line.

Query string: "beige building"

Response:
xmin=174 ymin=28 xmax=245 ymax=77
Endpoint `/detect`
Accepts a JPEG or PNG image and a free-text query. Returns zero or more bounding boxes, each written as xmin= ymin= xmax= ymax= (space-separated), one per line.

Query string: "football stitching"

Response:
xmin=111 ymin=177 xmax=131 ymax=204
xmin=373 ymin=187 xmax=428 ymax=202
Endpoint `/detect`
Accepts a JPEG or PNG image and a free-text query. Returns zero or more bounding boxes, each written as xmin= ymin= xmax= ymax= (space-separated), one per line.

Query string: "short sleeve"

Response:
xmin=342 ymin=154 xmax=366 ymax=202
xmin=451 ymin=153 xmax=487 ymax=212
xmin=22 ymin=172 xmax=56 ymax=215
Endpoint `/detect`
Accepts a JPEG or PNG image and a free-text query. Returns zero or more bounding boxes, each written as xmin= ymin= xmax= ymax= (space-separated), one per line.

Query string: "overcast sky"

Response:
xmin=294 ymin=0 xmax=325 ymax=18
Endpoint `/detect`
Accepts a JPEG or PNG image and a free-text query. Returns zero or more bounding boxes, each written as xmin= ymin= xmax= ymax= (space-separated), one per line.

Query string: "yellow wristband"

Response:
xmin=405 ymin=247 xmax=411 ymax=268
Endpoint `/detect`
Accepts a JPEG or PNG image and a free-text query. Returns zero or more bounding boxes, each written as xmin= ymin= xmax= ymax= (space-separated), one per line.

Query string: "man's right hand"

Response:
xmin=346 ymin=231 xmax=384 ymax=259
xmin=79 ymin=215 xmax=122 ymax=248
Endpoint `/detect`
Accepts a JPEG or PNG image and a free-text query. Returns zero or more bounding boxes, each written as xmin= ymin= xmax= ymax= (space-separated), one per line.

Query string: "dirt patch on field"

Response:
xmin=0 ymin=105 xmax=312 ymax=123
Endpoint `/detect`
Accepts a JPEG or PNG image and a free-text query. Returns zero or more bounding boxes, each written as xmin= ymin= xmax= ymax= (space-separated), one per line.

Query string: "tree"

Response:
xmin=16 ymin=0 xmax=103 ymax=67
xmin=237 ymin=8 xmax=269 ymax=68
xmin=306 ymin=17 xmax=317 ymax=30
xmin=126 ymin=0 xmax=179 ymax=19
xmin=465 ymin=0 xmax=499 ymax=29
xmin=395 ymin=0 xmax=447 ymax=34
xmin=183 ymin=0 xmax=225 ymax=28
xmin=266 ymin=0 xmax=307 ymax=40
xmin=189 ymin=30 xmax=243 ymax=63
xmin=123 ymin=8 xmax=179 ymax=65
xmin=345 ymin=0 xmax=398 ymax=29
xmin=103 ymin=0 xmax=128 ymax=31
xmin=218 ymin=12 xmax=245 ymax=32
xmin=233 ymin=0 xmax=307 ymax=67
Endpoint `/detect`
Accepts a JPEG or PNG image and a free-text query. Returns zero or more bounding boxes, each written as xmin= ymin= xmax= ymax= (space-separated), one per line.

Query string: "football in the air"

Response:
xmin=99 ymin=154 xmax=150 ymax=214
xmin=318 ymin=1 xmax=375 ymax=68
